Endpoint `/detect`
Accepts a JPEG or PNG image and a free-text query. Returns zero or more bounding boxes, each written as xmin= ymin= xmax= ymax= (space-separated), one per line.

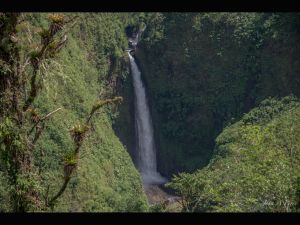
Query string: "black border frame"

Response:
xmin=0 ymin=0 xmax=300 ymax=224
xmin=0 ymin=0 xmax=300 ymax=12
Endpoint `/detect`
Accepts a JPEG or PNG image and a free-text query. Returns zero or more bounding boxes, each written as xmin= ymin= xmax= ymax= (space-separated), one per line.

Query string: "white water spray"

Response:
xmin=128 ymin=52 xmax=167 ymax=185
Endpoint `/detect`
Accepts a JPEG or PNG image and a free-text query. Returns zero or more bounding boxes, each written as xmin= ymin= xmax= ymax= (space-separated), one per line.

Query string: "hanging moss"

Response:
xmin=27 ymin=108 xmax=40 ymax=123
xmin=90 ymin=96 xmax=123 ymax=116
xmin=48 ymin=14 xmax=64 ymax=24
xmin=64 ymin=152 xmax=77 ymax=166
xmin=38 ymin=29 xmax=50 ymax=39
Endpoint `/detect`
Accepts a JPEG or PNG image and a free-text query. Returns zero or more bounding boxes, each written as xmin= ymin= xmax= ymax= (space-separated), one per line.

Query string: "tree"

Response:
xmin=167 ymin=97 xmax=300 ymax=212
xmin=0 ymin=13 xmax=122 ymax=212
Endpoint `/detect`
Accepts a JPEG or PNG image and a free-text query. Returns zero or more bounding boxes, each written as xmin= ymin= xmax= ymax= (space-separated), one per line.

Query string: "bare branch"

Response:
xmin=64 ymin=15 xmax=79 ymax=25
xmin=29 ymin=107 xmax=62 ymax=134
xmin=20 ymin=57 xmax=30 ymax=76
xmin=42 ymin=107 xmax=62 ymax=120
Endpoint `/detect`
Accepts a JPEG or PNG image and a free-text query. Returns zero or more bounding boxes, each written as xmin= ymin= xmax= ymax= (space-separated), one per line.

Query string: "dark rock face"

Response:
xmin=129 ymin=49 xmax=135 ymax=55
xmin=144 ymin=184 xmax=182 ymax=211
xmin=127 ymin=25 xmax=146 ymax=52
xmin=128 ymin=39 xmax=137 ymax=52
xmin=125 ymin=25 xmax=138 ymax=38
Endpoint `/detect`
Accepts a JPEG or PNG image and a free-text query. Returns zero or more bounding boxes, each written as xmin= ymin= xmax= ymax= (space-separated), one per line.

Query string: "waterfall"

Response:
xmin=128 ymin=52 xmax=167 ymax=185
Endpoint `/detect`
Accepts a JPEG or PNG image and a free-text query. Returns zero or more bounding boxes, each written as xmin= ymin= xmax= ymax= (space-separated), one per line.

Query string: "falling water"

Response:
xmin=128 ymin=52 xmax=167 ymax=185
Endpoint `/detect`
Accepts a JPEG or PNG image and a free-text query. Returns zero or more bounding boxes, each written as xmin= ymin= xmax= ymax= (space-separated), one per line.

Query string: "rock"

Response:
xmin=130 ymin=50 xmax=135 ymax=55
xmin=143 ymin=184 xmax=182 ymax=212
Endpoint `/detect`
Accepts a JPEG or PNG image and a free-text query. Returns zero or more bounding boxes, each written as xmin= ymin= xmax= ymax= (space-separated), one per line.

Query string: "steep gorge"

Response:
xmin=1 ymin=12 xmax=300 ymax=212
xmin=131 ymin=13 xmax=300 ymax=178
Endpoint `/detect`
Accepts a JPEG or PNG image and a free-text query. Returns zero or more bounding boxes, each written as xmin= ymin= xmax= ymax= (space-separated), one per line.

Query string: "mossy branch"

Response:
xmin=46 ymin=96 xmax=122 ymax=208
xmin=46 ymin=175 xmax=72 ymax=210
xmin=86 ymin=96 xmax=123 ymax=124
xmin=23 ymin=14 xmax=66 ymax=112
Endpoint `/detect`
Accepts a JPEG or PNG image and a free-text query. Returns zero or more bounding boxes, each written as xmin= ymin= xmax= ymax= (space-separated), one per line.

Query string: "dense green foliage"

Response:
xmin=1 ymin=12 xmax=300 ymax=212
xmin=0 ymin=13 xmax=148 ymax=212
xmin=168 ymin=96 xmax=300 ymax=212
xmin=136 ymin=13 xmax=300 ymax=176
